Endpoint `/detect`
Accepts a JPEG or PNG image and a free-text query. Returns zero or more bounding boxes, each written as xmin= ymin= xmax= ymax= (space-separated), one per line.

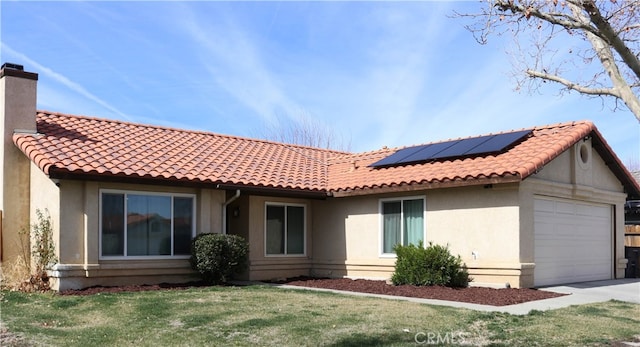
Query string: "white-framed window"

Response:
xmin=265 ymin=202 xmax=306 ymax=256
xmin=100 ymin=190 xmax=196 ymax=259
xmin=380 ymin=196 xmax=425 ymax=256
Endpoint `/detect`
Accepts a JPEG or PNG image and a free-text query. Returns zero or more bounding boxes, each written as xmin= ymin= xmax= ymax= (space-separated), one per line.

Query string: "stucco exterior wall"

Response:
xmin=312 ymin=195 xmax=395 ymax=278
xmin=48 ymin=181 xmax=225 ymax=290
xmin=427 ymin=184 xmax=525 ymax=286
xmin=520 ymin=140 xmax=628 ymax=285
xmin=29 ymin=163 xmax=61 ymax=262
xmin=0 ymin=71 xmax=37 ymax=264
xmin=243 ymin=195 xmax=313 ymax=281
xmin=313 ymin=186 xmax=525 ymax=286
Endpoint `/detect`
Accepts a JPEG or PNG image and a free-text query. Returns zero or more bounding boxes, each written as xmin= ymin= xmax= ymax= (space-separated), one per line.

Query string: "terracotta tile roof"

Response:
xmin=13 ymin=111 xmax=347 ymax=193
xmin=633 ymin=171 xmax=640 ymax=185
xmin=327 ymin=121 xmax=640 ymax=197
xmin=13 ymin=114 xmax=640 ymax=198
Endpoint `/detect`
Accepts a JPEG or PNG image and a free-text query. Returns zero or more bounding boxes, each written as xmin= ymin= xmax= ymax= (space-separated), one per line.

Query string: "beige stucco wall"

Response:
xmin=48 ymin=181 xmax=225 ymax=290
xmin=426 ymin=184 xmax=526 ymax=286
xmin=29 ymin=163 xmax=61 ymax=263
xmin=312 ymin=195 xmax=395 ymax=278
xmin=521 ymin=140 xmax=628 ymax=285
xmin=313 ymin=186 xmax=525 ymax=286
xmin=0 ymin=72 xmax=37 ymax=264
xmin=239 ymin=195 xmax=313 ymax=281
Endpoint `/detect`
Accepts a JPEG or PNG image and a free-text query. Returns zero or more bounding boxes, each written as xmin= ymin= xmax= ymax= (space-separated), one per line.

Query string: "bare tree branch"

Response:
xmin=582 ymin=0 xmax=640 ymax=79
xmin=568 ymin=0 xmax=640 ymax=121
xmin=254 ymin=112 xmax=351 ymax=152
xmin=454 ymin=0 xmax=640 ymax=123
xmin=525 ymin=69 xmax=618 ymax=96
xmin=494 ymin=0 xmax=598 ymax=35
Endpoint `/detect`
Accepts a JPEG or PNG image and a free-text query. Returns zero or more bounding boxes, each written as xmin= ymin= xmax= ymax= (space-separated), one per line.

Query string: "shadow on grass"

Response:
xmin=327 ymin=332 xmax=412 ymax=346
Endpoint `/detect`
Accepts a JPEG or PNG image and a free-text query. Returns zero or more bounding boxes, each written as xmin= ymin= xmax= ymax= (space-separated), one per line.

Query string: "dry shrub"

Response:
xmin=0 ymin=249 xmax=51 ymax=293
xmin=0 ymin=256 xmax=30 ymax=290
xmin=0 ymin=209 xmax=55 ymax=292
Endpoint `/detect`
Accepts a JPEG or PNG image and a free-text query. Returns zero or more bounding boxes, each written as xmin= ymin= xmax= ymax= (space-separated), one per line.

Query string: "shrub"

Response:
xmin=391 ymin=241 xmax=470 ymax=288
xmin=190 ymin=233 xmax=249 ymax=284
xmin=3 ymin=209 xmax=58 ymax=292
xmin=31 ymin=209 xmax=58 ymax=274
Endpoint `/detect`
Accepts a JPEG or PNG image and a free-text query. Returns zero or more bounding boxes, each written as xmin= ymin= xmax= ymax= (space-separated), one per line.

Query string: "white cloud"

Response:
xmin=175 ymin=4 xmax=303 ymax=125
xmin=1 ymin=43 xmax=133 ymax=121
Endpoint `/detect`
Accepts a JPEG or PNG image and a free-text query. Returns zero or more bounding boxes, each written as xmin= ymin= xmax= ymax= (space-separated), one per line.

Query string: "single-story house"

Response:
xmin=2 ymin=63 xmax=639 ymax=290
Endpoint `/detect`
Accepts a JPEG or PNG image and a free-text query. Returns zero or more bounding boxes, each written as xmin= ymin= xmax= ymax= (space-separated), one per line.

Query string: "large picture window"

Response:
xmin=265 ymin=203 xmax=305 ymax=256
xmin=381 ymin=197 xmax=425 ymax=254
xmin=101 ymin=191 xmax=195 ymax=258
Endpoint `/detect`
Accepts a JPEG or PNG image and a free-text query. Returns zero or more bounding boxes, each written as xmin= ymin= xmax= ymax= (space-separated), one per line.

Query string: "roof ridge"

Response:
xmin=351 ymin=121 xmax=589 ymax=155
xmin=36 ymin=110 xmax=351 ymax=155
xmin=329 ymin=121 xmax=596 ymax=165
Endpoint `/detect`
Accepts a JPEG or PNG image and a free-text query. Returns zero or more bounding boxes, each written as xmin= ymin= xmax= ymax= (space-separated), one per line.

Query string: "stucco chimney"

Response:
xmin=0 ymin=62 xmax=38 ymax=262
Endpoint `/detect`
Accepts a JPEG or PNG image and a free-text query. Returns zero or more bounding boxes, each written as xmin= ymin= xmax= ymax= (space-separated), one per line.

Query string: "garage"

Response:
xmin=534 ymin=196 xmax=613 ymax=287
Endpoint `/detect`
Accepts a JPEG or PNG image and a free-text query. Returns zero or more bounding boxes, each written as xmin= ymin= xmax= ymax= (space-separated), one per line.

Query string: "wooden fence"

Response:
xmin=626 ymin=224 xmax=640 ymax=247
xmin=0 ymin=210 xmax=2 ymax=262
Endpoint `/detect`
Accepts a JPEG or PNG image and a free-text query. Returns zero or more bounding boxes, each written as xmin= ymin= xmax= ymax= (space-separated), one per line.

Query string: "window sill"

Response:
xmin=99 ymin=255 xmax=191 ymax=261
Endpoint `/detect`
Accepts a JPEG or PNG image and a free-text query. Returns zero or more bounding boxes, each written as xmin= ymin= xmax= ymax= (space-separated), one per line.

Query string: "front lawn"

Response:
xmin=1 ymin=285 xmax=638 ymax=346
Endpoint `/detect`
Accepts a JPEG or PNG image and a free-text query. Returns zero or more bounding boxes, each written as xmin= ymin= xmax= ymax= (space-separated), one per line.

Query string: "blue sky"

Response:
xmin=1 ymin=1 xmax=639 ymax=166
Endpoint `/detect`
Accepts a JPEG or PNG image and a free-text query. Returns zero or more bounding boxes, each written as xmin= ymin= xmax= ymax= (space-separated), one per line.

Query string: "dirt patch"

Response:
xmin=57 ymin=278 xmax=565 ymax=306
xmin=279 ymin=278 xmax=566 ymax=306
xmin=1 ymin=321 xmax=31 ymax=347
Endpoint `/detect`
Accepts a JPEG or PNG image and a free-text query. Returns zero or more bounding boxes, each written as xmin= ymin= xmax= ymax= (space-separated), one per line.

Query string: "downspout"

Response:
xmin=222 ymin=190 xmax=241 ymax=234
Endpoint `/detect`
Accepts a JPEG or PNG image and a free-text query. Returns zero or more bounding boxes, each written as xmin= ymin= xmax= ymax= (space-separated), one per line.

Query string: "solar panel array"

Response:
xmin=370 ymin=129 xmax=532 ymax=168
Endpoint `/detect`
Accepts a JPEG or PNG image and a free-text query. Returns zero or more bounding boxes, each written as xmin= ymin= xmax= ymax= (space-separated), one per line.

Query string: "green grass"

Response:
xmin=1 ymin=285 xmax=638 ymax=346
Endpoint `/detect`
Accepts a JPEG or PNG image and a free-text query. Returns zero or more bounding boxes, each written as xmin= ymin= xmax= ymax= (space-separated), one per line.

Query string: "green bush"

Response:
xmin=391 ymin=241 xmax=470 ymax=288
xmin=190 ymin=233 xmax=249 ymax=284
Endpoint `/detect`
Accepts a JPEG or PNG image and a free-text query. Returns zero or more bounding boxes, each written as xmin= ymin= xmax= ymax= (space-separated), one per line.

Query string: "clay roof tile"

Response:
xmin=13 ymin=114 xmax=638 ymax=198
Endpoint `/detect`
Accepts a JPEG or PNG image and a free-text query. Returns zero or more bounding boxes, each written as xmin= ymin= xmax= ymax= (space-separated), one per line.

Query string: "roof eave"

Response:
xmin=48 ymin=168 xmax=330 ymax=199
xmin=589 ymin=129 xmax=640 ymax=199
xmin=330 ymin=174 xmax=522 ymax=198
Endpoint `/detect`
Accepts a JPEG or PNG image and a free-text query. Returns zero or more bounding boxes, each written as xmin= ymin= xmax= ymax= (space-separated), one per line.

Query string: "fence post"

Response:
xmin=0 ymin=210 xmax=3 ymax=262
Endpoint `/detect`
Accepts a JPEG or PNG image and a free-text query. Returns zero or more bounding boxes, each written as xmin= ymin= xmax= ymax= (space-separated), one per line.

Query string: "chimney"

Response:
xmin=0 ymin=62 xmax=38 ymax=262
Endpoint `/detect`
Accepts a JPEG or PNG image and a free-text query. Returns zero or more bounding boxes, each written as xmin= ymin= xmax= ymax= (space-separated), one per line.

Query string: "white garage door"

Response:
xmin=534 ymin=197 xmax=612 ymax=287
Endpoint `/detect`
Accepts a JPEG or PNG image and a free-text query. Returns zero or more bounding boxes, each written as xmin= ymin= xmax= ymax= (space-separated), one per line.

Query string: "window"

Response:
xmin=265 ymin=203 xmax=305 ymax=256
xmin=381 ymin=197 xmax=425 ymax=254
xmin=101 ymin=191 xmax=195 ymax=258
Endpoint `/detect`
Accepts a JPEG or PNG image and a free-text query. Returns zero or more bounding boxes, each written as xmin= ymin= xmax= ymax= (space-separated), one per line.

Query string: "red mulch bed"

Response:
xmin=280 ymin=278 xmax=567 ymax=306
xmin=59 ymin=278 xmax=566 ymax=307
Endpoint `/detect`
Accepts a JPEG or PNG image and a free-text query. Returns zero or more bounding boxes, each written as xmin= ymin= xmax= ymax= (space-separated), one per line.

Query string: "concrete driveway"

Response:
xmin=542 ymin=278 xmax=640 ymax=303
xmin=499 ymin=278 xmax=640 ymax=315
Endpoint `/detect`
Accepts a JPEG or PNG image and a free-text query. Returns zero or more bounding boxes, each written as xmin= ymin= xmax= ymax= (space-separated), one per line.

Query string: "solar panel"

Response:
xmin=399 ymin=140 xmax=460 ymax=164
xmin=369 ymin=145 xmax=427 ymax=167
xmin=465 ymin=130 xmax=531 ymax=156
xmin=430 ymin=134 xmax=493 ymax=159
xmin=369 ymin=129 xmax=532 ymax=168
